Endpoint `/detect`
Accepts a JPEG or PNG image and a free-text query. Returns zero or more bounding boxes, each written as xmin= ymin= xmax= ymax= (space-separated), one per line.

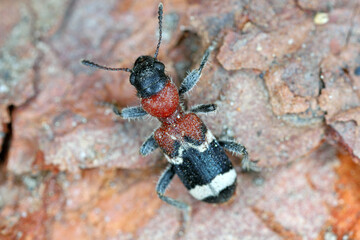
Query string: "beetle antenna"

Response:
xmin=154 ymin=3 xmax=163 ymax=59
xmin=81 ymin=59 xmax=132 ymax=73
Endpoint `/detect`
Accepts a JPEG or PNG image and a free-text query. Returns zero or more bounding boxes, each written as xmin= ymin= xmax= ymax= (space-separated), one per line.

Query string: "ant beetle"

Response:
xmin=82 ymin=3 xmax=259 ymax=232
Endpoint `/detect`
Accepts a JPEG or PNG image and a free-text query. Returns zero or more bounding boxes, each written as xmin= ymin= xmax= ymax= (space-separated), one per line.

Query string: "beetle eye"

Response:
xmin=154 ymin=62 xmax=165 ymax=71
xmin=130 ymin=74 xmax=136 ymax=85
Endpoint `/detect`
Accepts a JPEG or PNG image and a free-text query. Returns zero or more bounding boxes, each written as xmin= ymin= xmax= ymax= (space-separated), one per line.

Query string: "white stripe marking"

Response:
xmin=165 ymin=130 xmax=216 ymax=165
xmin=189 ymin=168 xmax=237 ymax=200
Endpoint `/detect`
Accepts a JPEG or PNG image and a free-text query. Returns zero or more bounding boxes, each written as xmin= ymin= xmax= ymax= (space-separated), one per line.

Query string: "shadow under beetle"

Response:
xmin=82 ymin=3 xmax=259 ymax=235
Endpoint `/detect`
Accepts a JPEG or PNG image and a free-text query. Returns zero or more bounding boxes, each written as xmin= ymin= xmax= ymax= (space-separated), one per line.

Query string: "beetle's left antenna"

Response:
xmin=81 ymin=59 xmax=132 ymax=73
xmin=154 ymin=3 xmax=163 ymax=59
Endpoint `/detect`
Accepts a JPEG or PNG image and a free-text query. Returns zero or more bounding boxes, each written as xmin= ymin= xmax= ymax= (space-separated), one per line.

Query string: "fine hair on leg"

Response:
xmin=156 ymin=165 xmax=191 ymax=237
xmin=140 ymin=134 xmax=159 ymax=156
xmin=218 ymin=140 xmax=260 ymax=172
xmin=113 ymin=106 xmax=148 ymax=119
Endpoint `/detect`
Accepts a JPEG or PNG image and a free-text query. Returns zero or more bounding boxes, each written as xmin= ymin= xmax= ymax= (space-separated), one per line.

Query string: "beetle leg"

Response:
xmin=157 ymin=165 xmax=191 ymax=237
xmin=140 ymin=134 xmax=159 ymax=156
xmin=179 ymin=43 xmax=215 ymax=96
xmin=189 ymin=104 xmax=217 ymax=114
xmin=218 ymin=140 xmax=260 ymax=172
xmin=113 ymin=106 xmax=148 ymax=119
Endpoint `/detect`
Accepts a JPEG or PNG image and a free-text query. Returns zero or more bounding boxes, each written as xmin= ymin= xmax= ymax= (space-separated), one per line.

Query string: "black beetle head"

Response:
xmin=130 ymin=56 xmax=168 ymax=98
xmin=81 ymin=3 xmax=166 ymax=99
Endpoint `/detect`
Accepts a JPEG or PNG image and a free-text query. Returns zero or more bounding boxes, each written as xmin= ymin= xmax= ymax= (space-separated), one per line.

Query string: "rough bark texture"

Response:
xmin=1 ymin=0 xmax=360 ymax=239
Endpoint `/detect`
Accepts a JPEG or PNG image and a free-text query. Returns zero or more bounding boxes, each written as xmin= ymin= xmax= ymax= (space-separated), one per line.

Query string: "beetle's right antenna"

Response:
xmin=81 ymin=59 xmax=132 ymax=73
xmin=154 ymin=3 xmax=163 ymax=59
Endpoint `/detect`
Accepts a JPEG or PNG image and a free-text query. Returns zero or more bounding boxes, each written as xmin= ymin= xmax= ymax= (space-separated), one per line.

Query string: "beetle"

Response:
xmin=82 ymin=2 xmax=259 ymax=233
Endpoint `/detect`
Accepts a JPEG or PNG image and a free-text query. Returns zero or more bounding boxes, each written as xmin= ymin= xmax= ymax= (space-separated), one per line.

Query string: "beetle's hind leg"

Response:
xmin=218 ymin=140 xmax=260 ymax=172
xmin=157 ymin=165 xmax=191 ymax=238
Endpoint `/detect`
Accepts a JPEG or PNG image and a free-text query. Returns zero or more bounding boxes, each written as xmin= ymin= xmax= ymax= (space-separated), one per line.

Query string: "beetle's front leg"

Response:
xmin=189 ymin=104 xmax=217 ymax=114
xmin=113 ymin=106 xmax=148 ymax=119
xmin=179 ymin=43 xmax=215 ymax=96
